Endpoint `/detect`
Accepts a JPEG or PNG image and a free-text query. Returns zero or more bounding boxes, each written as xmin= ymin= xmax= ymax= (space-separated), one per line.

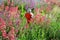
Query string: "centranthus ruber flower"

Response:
xmin=44 ymin=0 xmax=58 ymax=4
xmin=10 ymin=0 xmax=14 ymax=6
xmin=0 ymin=18 xmax=6 ymax=30
xmin=9 ymin=6 xmax=18 ymax=17
xmin=44 ymin=0 xmax=49 ymax=3
xmin=40 ymin=15 xmax=46 ymax=23
xmin=8 ymin=27 xmax=16 ymax=40
xmin=46 ymin=5 xmax=52 ymax=12
xmin=8 ymin=20 xmax=13 ymax=26
xmin=7 ymin=0 xmax=10 ymax=5
xmin=16 ymin=19 xmax=21 ymax=26
xmin=1 ymin=29 xmax=8 ymax=38
xmin=34 ymin=8 xmax=40 ymax=14
xmin=1 ymin=2 xmax=4 ymax=9
xmin=44 ymin=0 xmax=51 ymax=4
xmin=40 ymin=6 xmax=45 ymax=12
xmin=5 ymin=6 xmax=9 ymax=11
xmin=35 ymin=13 xmax=42 ymax=23
xmin=25 ymin=23 xmax=29 ymax=29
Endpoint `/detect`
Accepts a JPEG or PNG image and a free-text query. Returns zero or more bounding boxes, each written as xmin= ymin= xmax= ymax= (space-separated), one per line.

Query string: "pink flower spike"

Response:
xmin=44 ymin=0 xmax=49 ymax=3
xmin=8 ymin=27 xmax=15 ymax=40
xmin=16 ymin=6 xmax=18 ymax=10
xmin=1 ymin=2 xmax=4 ymax=9
xmin=40 ymin=16 xmax=46 ymax=22
xmin=5 ymin=6 xmax=9 ymax=11
xmin=11 ymin=2 xmax=14 ymax=6
xmin=1 ymin=29 xmax=8 ymax=38
xmin=7 ymin=0 xmax=10 ymax=5
xmin=0 ymin=18 xmax=6 ymax=30
xmin=8 ymin=20 xmax=13 ymax=26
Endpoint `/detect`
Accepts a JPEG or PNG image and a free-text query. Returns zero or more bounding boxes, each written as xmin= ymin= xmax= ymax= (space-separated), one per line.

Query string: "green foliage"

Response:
xmin=1 ymin=1 xmax=60 ymax=40
xmin=18 ymin=4 xmax=26 ymax=18
xmin=16 ymin=4 xmax=60 ymax=40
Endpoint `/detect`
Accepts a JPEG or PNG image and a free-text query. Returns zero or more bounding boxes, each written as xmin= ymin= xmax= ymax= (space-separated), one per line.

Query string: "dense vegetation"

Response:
xmin=0 ymin=0 xmax=60 ymax=40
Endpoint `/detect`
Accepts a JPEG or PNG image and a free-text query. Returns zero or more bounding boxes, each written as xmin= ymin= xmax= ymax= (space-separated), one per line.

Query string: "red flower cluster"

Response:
xmin=0 ymin=17 xmax=17 ymax=40
xmin=35 ymin=13 xmax=50 ymax=24
xmin=0 ymin=18 xmax=6 ymax=30
xmin=8 ymin=27 xmax=16 ymax=40
xmin=0 ymin=18 xmax=8 ymax=39
xmin=1 ymin=29 xmax=8 ymax=38
xmin=0 ymin=0 xmax=21 ymax=40
xmin=40 ymin=15 xmax=46 ymax=22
